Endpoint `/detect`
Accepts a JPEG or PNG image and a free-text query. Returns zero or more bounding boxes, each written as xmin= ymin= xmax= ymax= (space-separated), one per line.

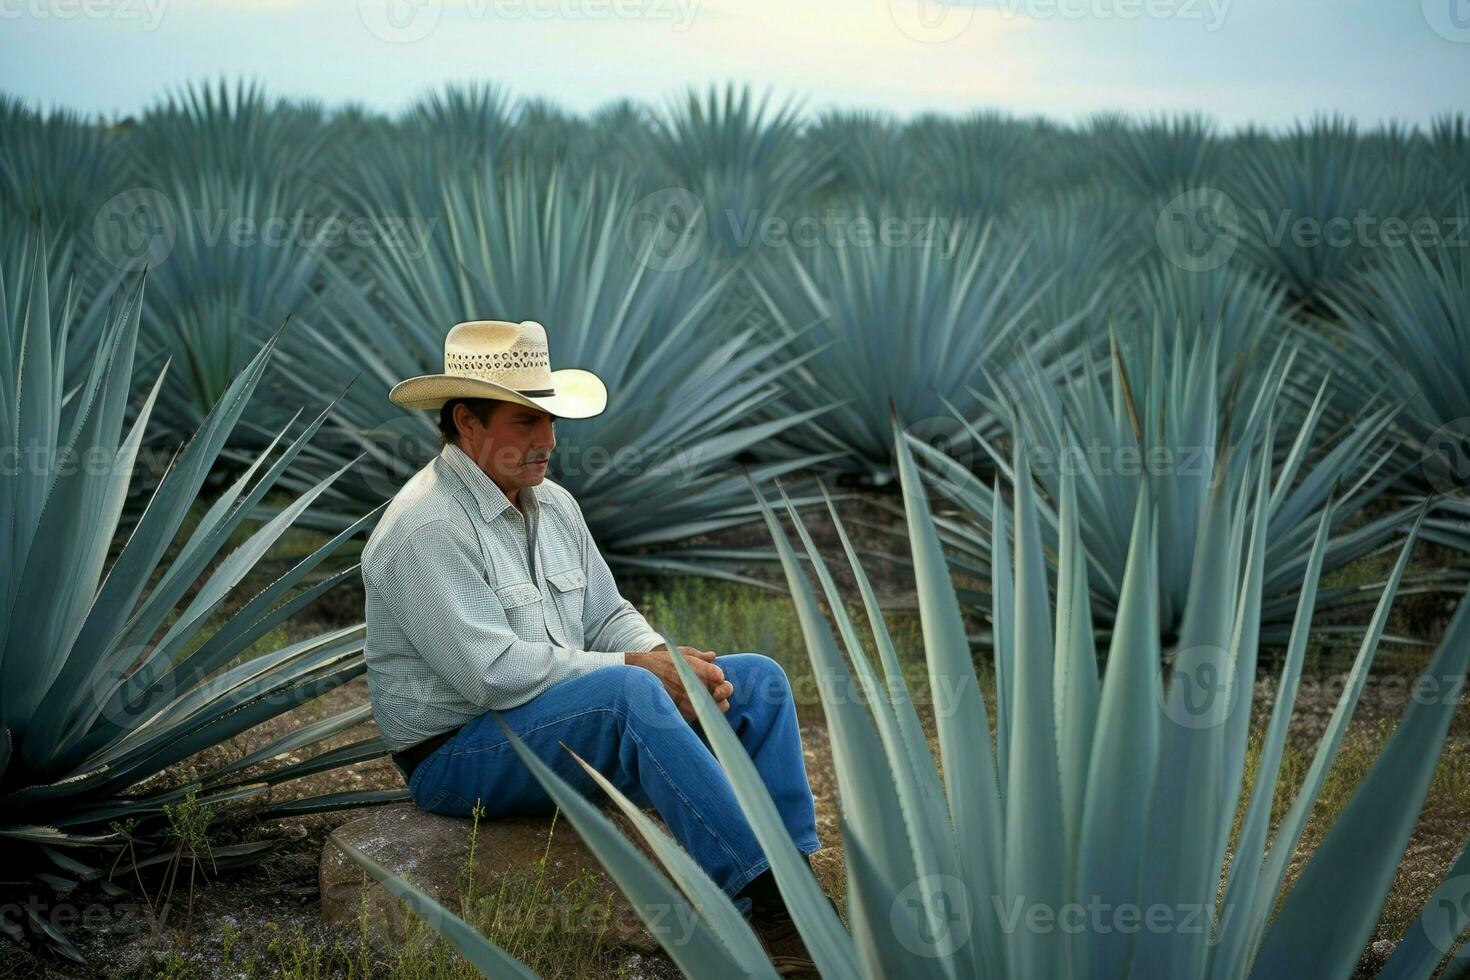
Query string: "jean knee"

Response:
xmin=601 ymin=664 xmax=680 ymax=726
xmin=722 ymin=652 xmax=793 ymax=700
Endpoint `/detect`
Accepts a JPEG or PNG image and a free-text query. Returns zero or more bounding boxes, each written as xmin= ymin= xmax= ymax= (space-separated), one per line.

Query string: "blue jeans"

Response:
xmin=399 ymin=653 xmax=821 ymax=914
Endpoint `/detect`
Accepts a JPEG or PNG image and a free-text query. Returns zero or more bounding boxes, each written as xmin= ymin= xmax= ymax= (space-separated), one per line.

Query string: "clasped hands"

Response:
xmin=624 ymin=643 xmax=732 ymax=722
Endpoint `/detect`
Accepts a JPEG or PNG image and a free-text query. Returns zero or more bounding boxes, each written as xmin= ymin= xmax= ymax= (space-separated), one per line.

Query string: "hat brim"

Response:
xmin=388 ymin=368 xmax=607 ymax=419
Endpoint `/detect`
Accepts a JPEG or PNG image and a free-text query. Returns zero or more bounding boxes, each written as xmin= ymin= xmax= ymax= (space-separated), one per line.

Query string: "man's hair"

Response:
xmin=438 ymin=397 xmax=505 ymax=447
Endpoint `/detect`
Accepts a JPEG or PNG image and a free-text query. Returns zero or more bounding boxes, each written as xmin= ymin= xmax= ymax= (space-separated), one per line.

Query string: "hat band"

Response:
xmin=516 ymin=388 xmax=555 ymax=397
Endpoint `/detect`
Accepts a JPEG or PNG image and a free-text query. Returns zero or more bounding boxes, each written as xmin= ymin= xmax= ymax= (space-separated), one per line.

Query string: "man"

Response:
xmin=360 ymin=319 xmax=831 ymax=975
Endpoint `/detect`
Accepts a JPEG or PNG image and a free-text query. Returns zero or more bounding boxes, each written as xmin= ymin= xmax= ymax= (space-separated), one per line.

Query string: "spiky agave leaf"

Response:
xmin=0 ymin=225 xmax=125 ymax=391
xmin=579 ymin=98 xmax=657 ymax=179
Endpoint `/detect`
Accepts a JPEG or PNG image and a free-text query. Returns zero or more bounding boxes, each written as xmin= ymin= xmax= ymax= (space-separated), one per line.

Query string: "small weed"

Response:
xmin=157 ymin=791 xmax=217 ymax=940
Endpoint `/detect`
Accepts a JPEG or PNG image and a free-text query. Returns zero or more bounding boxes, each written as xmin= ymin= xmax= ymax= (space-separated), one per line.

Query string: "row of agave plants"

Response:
xmin=3 ymin=84 xmax=1468 ymax=579
xmin=346 ymin=425 xmax=1470 ymax=978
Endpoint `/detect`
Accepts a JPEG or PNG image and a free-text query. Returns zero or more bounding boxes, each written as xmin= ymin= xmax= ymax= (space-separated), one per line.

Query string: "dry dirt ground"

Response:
xmin=4 ymin=488 xmax=1470 ymax=978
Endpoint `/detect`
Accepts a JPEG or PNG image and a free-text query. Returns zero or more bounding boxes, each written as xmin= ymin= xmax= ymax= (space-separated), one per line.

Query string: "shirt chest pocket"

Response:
xmin=546 ymin=568 xmax=587 ymax=646
xmin=495 ymin=581 xmax=546 ymax=640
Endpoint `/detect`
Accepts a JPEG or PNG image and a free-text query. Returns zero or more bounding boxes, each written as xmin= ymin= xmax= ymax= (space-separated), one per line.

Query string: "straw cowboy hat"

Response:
xmin=389 ymin=320 xmax=607 ymax=419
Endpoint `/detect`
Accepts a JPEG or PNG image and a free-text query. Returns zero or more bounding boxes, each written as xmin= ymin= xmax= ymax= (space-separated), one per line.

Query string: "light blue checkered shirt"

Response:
xmin=361 ymin=443 xmax=665 ymax=751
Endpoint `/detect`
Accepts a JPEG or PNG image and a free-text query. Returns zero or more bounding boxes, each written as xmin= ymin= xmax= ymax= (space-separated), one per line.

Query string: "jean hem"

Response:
xmin=724 ymin=839 xmax=823 ymax=901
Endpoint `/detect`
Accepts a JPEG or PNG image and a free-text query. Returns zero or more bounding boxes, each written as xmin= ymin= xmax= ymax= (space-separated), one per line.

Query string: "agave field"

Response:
xmin=3 ymin=79 xmax=1470 ymax=977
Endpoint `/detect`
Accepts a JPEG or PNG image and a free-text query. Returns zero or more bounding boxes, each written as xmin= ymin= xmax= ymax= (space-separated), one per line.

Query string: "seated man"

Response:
xmin=361 ymin=319 xmax=829 ymax=975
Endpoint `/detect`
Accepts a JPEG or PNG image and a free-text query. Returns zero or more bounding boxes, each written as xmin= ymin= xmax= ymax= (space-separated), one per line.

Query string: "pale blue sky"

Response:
xmin=0 ymin=0 xmax=1465 ymax=128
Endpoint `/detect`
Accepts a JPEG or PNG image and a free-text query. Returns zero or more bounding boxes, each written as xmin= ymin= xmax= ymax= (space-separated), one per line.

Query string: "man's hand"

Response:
xmin=624 ymin=645 xmax=732 ymax=721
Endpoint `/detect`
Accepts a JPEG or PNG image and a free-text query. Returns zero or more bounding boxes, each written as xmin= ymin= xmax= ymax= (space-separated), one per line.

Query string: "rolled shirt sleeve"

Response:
xmin=369 ymin=518 xmax=624 ymax=711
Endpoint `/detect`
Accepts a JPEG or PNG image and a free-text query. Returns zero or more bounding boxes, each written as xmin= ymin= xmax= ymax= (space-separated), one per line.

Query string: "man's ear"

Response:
xmin=453 ymin=401 xmax=479 ymax=442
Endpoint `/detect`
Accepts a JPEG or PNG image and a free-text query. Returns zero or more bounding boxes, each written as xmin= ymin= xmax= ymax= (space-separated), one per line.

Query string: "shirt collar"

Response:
xmin=439 ymin=443 xmax=538 ymax=524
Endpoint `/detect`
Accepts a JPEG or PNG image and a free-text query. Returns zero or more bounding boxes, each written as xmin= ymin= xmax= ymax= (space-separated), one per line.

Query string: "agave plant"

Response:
xmin=136 ymin=170 xmax=335 ymax=443
xmin=0 ymin=96 xmax=130 ymax=247
xmin=747 ymin=209 xmax=1061 ymax=481
xmin=905 ymin=110 xmax=1052 ymax=221
xmin=398 ymin=82 xmax=517 ymax=172
xmin=1428 ymin=112 xmax=1470 ymax=205
xmin=0 ymin=247 xmax=397 ymax=960
xmin=1117 ymin=258 xmax=1296 ymax=370
xmin=804 ymin=110 xmax=914 ymax=205
xmin=1 ymin=101 xmax=132 ymax=331
xmin=995 ymin=188 xmax=1148 ymax=335
xmin=1226 ymin=115 xmax=1426 ymax=305
xmin=274 ymin=165 xmax=838 ymax=576
xmin=1 ymin=225 xmax=126 ymax=384
xmin=505 ymin=96 xmax=593 ymax=174
xmin=1324 ymin=216 xmax=1470 ymax=478
xmin=647 ymin=85 xmax=832 ymax=253
xmin=904 ymin=317 xmax=1415 ymax=645
xmin=1359 ymin=120 xmax=1466 ymax=229
xmin=346 ymin=417 xmax=1470 ymax=978
xmin=1319 ymin=210 xmax=1470 ymax=558
xmin=1094 ymin=112 xmax=1221 ymax=200
xmin=127 ymin=79 xmax=334 ymax=194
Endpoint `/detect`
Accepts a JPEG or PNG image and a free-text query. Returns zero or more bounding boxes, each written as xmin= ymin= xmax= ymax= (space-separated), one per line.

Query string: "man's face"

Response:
xmin=457 ymin=400 xmax=556 ymax=498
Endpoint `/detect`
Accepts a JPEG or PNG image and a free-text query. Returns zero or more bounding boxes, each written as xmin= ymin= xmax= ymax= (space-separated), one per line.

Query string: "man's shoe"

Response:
xmin=747 ymin=894 xmax=841 ymax=978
